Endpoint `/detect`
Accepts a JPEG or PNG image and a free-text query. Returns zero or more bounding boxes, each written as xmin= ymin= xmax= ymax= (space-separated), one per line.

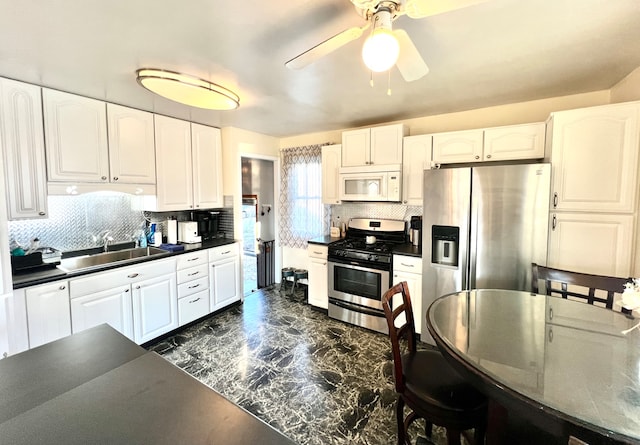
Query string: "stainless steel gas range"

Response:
xmin=327 ymin=218 xmax=406 ymax=334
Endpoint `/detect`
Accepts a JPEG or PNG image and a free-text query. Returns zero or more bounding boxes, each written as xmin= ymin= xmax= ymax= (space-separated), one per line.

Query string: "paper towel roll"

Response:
xmin=167 ymin=219 xmax=178 ymax=244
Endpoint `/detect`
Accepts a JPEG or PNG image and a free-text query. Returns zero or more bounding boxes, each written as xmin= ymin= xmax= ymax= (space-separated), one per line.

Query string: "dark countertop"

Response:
xmin=308 ymin=234 xmax=422 ymax=258
xmin=308 ymin=235 xmax=342 ymax=245
xmin=12 ymin=238 xmax=238 ymax=290
xmin=0 ymin=325 xmax=295 ymax=445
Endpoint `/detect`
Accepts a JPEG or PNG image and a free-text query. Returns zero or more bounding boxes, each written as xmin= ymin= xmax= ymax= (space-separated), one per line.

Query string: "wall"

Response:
xmin=611 ymin=66 xmax=640 ymax=103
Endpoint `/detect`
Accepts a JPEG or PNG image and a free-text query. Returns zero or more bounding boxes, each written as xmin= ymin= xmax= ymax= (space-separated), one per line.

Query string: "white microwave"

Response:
xmin=339 ymin=165 xmax=402 ymax=202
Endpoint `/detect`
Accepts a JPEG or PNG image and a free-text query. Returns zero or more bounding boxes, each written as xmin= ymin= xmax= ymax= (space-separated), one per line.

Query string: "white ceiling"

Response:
xmin=1 ymin=0 xmax=639 ymax=138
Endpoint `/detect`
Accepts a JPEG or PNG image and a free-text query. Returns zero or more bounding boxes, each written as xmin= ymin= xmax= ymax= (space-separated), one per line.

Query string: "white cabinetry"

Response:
xmin=176 ymin=251 xmax=210 ymax=325
xmin=106 ymin=103 xmax=156 ymax=184
xmin=392 ymin=255 xmax=423 ymax=335
xmin=0 ymin=78 xmax=48 ymax=219
xmin=342 ymin=124 xmax=406 ymax=167
xmin=69 ymin=257 xmax=177 ymax=344
xmin=24 ymin=280 xmax=71 ymax=348
xmin=432 ymin=123 xmax=545 ymax=164
xmin=307 ymin=244 xmax=328 ymax=309
xmin=209 ymin=243 xmax=241 ymax=311
xmin=43 ymin=89 xmax=109 ymax=182
xmin=546 ymin=102 xmax=640 ymax=276
xmin=402 ymin=134 xmax=432 ymax=205
xmin=151 ymin=116 xmax=223 ymax=211
xmin=322 ymin=144 xmax=341 ymax=205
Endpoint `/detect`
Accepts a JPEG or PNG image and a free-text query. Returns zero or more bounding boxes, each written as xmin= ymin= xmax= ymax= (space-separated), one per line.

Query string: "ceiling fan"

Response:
xmin=285 ymin=0 xmax=488 ymax=82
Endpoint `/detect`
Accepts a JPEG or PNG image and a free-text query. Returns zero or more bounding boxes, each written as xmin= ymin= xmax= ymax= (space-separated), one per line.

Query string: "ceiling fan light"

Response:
xmin=362 ymin=29 xmax=400 ymax=72
xmin=136 ymin=69 xmax=239 ymax=110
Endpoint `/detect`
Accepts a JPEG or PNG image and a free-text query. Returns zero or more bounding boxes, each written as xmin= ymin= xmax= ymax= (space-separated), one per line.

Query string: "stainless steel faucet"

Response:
xmin=102 ymin=231 xmax=114 ymax=252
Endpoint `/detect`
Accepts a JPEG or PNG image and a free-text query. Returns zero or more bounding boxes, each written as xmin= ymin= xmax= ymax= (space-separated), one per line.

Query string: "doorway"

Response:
xmin=241 ymin=157 xmax=276 ymax=295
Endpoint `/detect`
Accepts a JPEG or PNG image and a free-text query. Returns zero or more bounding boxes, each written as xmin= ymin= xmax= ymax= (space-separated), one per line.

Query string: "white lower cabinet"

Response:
xmin=209 ymin=243 xmax=241 ymax=312
xmin=70 ymin=287 xmax=133 ymax=340
xmin=392 ymin=255 xmax=423 ymax=335
xmin=24 ymin=280 xmax=71 ymax=348
xmin=132 ymin=273 xmax=178 ymax=344
xmin=176 ymin=251 xmax=210 ymax=325
xmin=307 ymin=244 xmax=328 ymax=309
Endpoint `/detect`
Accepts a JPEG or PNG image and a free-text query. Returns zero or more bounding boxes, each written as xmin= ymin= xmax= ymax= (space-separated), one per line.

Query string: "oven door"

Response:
xmin=328 ymin=258 xmax=390 ymax=311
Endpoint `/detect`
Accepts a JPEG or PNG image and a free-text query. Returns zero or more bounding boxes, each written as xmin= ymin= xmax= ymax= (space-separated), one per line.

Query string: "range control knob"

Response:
xmin=368 ymin=254 xmax=378 ymax=262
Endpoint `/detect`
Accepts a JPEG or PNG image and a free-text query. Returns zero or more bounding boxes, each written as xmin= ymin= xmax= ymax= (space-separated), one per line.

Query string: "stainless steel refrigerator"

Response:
xmin=422 ymin=163 xmax=551 ymax=344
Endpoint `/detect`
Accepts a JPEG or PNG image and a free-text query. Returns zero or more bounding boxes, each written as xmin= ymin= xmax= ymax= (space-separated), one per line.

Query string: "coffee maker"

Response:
xmin=191 ymin=210 xmax=220 ymax=241
xmin=410 ymin=216 xmax=422 ymax=247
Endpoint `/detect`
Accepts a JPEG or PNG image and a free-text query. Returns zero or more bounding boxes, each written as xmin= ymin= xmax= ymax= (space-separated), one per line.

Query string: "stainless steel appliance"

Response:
xmin=328 ymin=218 xmax=406 ymax=333
xmin=422 ymin=163 xmax=551 ymax=344
xmin=339 ymin=165 xmax=402 ymax=202
xmin=192 ymin=210 xmax=220 ymax=241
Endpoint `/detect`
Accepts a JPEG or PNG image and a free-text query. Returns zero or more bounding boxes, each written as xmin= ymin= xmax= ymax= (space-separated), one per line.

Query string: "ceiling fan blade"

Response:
xmin=404 ymin=0 xmax=490 ymax=19
xmin=394 ymin=29 xmax=429 ymax=82
xmin=285 ymin=24 xmax=369 ymax=70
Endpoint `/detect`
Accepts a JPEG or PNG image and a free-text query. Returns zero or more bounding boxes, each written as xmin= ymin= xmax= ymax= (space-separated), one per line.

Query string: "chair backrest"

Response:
xmin=382 ymin=281 xmax=417 ymax=393
xmin=531 ymin=263 xmax=629 ymax=310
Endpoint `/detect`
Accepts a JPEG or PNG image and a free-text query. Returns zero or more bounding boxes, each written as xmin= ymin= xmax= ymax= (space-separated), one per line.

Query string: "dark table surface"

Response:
xmin=0 ymin=324 xmax=295 ymax=445
xmin=427 ymin=289 xmax=640 ymax=444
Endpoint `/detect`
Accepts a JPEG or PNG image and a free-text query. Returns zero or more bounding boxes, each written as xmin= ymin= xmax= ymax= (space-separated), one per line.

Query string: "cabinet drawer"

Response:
xmin=176 ymin=251 xmax=208 ymax=270
xmin=177 ymin=276 xmax=209 ymax=298
xmin=393 ymin=255 xmax=423 ymax=274
xmin=209 ymin=243 xmax=239 ymax=262
xmin=177 ymin=263 xmax=208 ymax=284
xmin=307 ymin=244 xmax=328 ymax=259
xmin=71 ymin=258 xmax=176 ymax=297
xmin=178 ymin=289 xmax=209 ymax=326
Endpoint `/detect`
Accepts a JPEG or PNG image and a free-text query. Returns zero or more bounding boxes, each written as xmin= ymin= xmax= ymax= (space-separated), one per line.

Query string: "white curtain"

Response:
xmin=279 ymin=144 xmax=330 ymax=248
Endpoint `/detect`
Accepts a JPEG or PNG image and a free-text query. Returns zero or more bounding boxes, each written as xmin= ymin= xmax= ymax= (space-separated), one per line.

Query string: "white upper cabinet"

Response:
xmin=106 ymin=104 xmax=156 ymax=184
xmin=43 ymin=89 xmax=109 ymax=182
xmin=548 ymin=102 xmax=640 ymax=213
xmin=151 ymin=116 xmax=222 ymax=211
xmin=402 ymin=134 xmax=432 ymax=205
xmin=191 ymin=123 xmax=223 ymax=209
xmin=0 ymin=78 xmax=48 ymax=219
xmin=342 ymin=123 xmax=405 ymax=167
xmin=322 ymin=144 xmax=341 ymax=205
xmin=432 ymin=123 xmax=545 ymax=164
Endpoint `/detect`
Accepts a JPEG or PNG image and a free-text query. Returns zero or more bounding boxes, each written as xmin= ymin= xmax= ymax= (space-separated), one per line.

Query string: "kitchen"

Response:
xmin=1 ymin=1 xmax=640 ymax=444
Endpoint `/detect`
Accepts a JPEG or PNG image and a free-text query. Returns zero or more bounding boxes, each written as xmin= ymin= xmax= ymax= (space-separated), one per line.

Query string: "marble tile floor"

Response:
xmin=148 ymin=285 xmax=457 ymax=445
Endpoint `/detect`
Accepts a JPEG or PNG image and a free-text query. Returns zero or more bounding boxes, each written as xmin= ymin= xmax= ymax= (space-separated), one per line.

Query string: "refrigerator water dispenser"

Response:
xmin=432 ymin=225 xmax=459 ymax=267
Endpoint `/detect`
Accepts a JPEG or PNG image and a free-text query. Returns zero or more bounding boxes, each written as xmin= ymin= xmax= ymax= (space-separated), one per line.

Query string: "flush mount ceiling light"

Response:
xmin=361 ymin=7 xmax=399 ymax=72
xmin=136 ymin=68 xmax=239 ymax=110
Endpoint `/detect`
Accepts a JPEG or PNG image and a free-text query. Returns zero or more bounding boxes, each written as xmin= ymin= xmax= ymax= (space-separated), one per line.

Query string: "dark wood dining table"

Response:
xmin=426 ymin=289 xmax=640 ymax=445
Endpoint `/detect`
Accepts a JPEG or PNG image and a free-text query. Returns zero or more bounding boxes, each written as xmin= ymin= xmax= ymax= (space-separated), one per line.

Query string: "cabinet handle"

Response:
xmin=2 ymin=352 xmax=7 ymax=358
xmin=549 ymin=307 xmax=553 ymax=320
xmin=486 ymin=154 xmax=492 ymax=159
xmin=552 ymin=214 xmax=557 ymax=230
xmin=475 ymin=155 xmax=480 ymax=160
xmin=124 ymin=289 xmax=129 ymax=293
xmin=222 ymin=250 xmax=231 ymax=255
xmin=553 ymin=192 xmax=558 ymax=208
xmin=548 ymin=327 xmax=553 ymax=343
xmin=187 ymin=257 xmax=200 ymax=262
xmin=187 ymin=271 xmax=200 ymax=276
xmin=313 ymin=251 xmax=323 ymax=255
xmin=403 ymin=200 xmax=407 ymax=204
xmin=101 ymin=176 xmax=107 ymax=180
xmin=188 ymin=284 xmax=201 ymax=289
xmin=38 ymin=211 xmax=46 ymax=216
xmin=400 ymin=263 xmax=414 ymax=268
xmin=128 ymin=273 xmax=139 ymax=278
xmin=135 ymin=285 xmax=141 ymax=289
xmin=113 ymin=176 xmax=119 ymax=181
xmin=196 ymin=204 xmax=200 ymax=208
xmin=189 ymin=297 xmax=201 ymax=304
xmin=59 ymin=285 xmax=66 ymax=290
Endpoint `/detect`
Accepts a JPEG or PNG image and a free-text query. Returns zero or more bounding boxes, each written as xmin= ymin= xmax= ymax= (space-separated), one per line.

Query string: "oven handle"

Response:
xmin=327 ymin=258 xmax=390 ymax=272
xmin=329 ymin=298 xmax=386 ymax=318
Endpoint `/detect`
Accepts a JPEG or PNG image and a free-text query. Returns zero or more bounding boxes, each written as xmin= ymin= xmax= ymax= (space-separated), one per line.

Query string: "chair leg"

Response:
xmin=446 ymin=429 xmax=462 ymax=445
xmin=473 ymin=424 xmax=486 ymax=445
xmin=396 ymin=397 xmax=406 ymax=445
xmin=424 ymin=421 xmax=433 ymax=438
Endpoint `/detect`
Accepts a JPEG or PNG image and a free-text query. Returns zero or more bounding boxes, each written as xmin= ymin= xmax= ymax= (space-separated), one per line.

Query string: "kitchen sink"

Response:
xmin=58 ymin=247 xmax=169 ymax=273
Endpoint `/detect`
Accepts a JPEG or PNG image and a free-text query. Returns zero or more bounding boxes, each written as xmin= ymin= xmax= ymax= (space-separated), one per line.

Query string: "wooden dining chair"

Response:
xmin=531 ymin=263 xmax=630 ymax=311
xmin=382 ymin=281 xmax=487 ymax=445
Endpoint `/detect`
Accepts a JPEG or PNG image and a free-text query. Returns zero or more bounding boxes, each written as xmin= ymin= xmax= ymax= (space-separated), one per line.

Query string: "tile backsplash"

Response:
xmin=330 ymin=203 xmax=422 ymax=232
xmin=8 ymin=193 xmax=234 ymax=252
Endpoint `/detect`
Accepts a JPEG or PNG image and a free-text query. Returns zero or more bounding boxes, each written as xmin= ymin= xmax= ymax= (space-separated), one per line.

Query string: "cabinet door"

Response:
xmin=192 ymin=123 xmax=223 ymax=209
xmin=432 ymin=129 xmax=484 ymax=164
xmin=550 ymin=103 xmax=640 ymax=213
xmin=132 ymin=273 xmax=178 ymax=344
xmin=341 ymin=128 xmax=370 ymax=166
xmin=178 ymin=289 xmax=210 ymax=326
xmin=43 ymin=89 xmax=109 ymax=182
xmin=210 ymin=257 xmax=240 ymax=311
xmin=25 ymin=281 xmax=71 ymax=348
xmin=0 ymin=294 xmax=9 ymax=359
xmin=70 ymin=286 xmax=133 ymax=340
xmin=153 ymin=115 xmax=193 ymax=211
xmin=402 ymin=134 xmax=431 ymax=205
xmin=0 ymin=79 xmax=48 ymax=220
xmin=393 ymin=255 xmax=423 ymax=335
xmin=106 ymin=104 xmax=156 ymax=184
xmin=483 ymin=122 xmax=545 ymax=162
xmin=547 ymin=212 xmax=634 ymax=277
xmin=322 ymin=144 xmax=341 ymax=205
xmin=308 ymin=256 xmax=328 ymax=309
xmin=370 ymin=124 xmax=404 ymax=165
